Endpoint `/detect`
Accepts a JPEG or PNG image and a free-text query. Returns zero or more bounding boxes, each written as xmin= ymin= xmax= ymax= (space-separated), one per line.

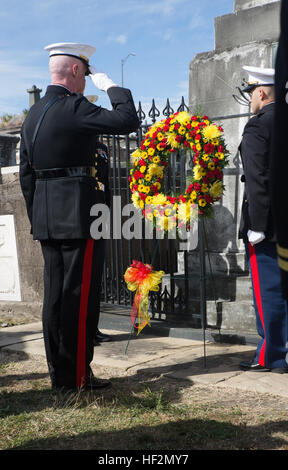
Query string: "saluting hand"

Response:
xmin=89 ymin=66 xmax=118 ymax=92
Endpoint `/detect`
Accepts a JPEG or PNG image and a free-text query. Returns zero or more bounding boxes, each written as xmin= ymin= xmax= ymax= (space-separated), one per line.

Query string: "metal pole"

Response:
xmin=199 ymin=218 xmax=207 ymax=368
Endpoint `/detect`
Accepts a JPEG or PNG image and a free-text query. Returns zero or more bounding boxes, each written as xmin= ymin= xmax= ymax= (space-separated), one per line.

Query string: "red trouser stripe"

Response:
xmin=76 ymin=239 xmax=94 ymax=388
xmin=248 ymin=243 xmax=266 ymax=366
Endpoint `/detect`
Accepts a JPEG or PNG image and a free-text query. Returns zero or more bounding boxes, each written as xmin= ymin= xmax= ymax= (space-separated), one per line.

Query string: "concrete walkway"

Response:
xmin=1 ymin=310 xmax=288 ymax=398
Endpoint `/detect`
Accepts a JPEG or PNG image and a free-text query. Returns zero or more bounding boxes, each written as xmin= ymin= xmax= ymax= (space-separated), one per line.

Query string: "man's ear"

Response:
xmin=71 ymin=63 xmax=78 ymax=77
xmin=259 ymin=87 xmax=266 ymax=101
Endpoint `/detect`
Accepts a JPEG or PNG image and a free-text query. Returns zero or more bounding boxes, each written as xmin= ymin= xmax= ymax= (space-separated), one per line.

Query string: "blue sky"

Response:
xmin=0 ymin=0 xmax=234 ymax=118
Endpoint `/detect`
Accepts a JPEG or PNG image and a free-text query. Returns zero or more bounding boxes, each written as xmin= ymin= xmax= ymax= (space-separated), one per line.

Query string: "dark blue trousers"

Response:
xmin=245 ymin=240 xmax=288 ymax=368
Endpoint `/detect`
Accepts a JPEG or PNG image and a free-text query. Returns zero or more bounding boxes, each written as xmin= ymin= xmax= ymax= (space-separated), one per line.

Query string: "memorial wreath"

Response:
xmin=129 ymin=111 xmax=229 ymax=232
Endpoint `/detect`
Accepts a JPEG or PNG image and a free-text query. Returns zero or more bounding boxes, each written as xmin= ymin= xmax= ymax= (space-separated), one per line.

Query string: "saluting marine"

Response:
xmin=20 ymin=42 xmax=139 ymax=391
xmin=238 ymin=65 xmax=288 ymax=373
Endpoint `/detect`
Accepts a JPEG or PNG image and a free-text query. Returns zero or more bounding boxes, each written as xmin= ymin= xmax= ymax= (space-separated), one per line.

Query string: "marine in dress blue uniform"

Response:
xmin=238 ymin=66 xmax=288 ymax=373
xmin=19 ymin=43 xmax=140 ymax=390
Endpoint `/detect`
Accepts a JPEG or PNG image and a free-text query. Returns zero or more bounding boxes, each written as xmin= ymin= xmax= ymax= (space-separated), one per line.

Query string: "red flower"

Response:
xmin=134 ymin=170 xmax=142 ymax=180
xmin=204 ymin=143 xmax=215 ymax=154
xmin=175 ymin=135 xmax=183 ymax=143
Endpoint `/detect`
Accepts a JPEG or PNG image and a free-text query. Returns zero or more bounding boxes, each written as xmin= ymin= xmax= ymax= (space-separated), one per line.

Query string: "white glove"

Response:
xmin=248 ymin=230 xmax=265 ymax=246
xmin=89 ymin=66 xmax=118 ymax=92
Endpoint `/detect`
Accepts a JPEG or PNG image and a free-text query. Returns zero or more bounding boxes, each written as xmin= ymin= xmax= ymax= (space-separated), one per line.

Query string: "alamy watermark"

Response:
xmin=90 ymin=196 xmax=198 ymax=251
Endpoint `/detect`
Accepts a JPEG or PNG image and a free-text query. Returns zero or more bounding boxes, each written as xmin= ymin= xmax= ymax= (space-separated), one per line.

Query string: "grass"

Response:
xmin=1 ymin=350 xmax=288 ymax=450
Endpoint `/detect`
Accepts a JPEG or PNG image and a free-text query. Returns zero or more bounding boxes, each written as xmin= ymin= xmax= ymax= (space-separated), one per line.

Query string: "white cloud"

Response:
xmin=107 ymin=34 xmax=128 ymax=45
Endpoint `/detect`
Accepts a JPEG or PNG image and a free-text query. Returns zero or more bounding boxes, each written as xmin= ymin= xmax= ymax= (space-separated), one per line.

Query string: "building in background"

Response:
xmin=188 ymin=0 xmax=281 ymax=331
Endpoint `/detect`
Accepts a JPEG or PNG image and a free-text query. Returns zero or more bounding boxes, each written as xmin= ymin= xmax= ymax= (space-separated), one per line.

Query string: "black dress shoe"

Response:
xmin=239 ymin=361 xmax=271 ymax=372
xmin=84 ymin=377 xmax=112 ymax=390
xmin=94 ymin=328 xmax=111 ymax=344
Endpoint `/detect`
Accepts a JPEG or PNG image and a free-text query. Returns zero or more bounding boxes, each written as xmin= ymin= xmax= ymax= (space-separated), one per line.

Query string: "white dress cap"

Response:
xmin=242 ymin=65 xmax=275 ymax=92
xmin=44 ymin=42 xmax=96 ymax=66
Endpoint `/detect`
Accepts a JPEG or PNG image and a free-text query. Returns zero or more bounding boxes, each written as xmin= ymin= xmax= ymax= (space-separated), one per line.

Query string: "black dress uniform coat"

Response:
xmin=20 ymin=85 xmax=138 ymax=239
xmin=19 ymin=84 xmax=139 ymax=389
xmin=239 ymin=102 xmax=276 ymax=243
xmin=271 ymin=0 xmax=288 ymax=298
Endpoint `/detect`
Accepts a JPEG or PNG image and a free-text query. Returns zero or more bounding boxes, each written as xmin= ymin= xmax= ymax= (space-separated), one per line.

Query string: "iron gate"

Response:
xmin=98 ymin=96 xmax=200 ymax=324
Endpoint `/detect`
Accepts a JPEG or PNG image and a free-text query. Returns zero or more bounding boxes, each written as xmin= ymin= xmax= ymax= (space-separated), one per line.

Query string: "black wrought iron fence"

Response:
xmin=99 ymin=96 xmax=196 ymax=323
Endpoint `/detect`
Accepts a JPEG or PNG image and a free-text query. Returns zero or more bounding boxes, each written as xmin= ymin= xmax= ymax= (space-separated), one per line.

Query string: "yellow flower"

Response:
xmin=145 ymin=174 xmax=152 ymax=182
xmin=190 ymin=190 xmax=197 ymax=200
xmin=151 ymin=194 xmax=167 ymax=205
xmin=198 ymin=198 xmax=207 ymax=207
xmin=192 ymin=121 xmax=199 ymax=127
xmin=175 ymin=111 xmax=190 ymax=124
xmin=131 ymin=192 xmax=140 ymax=208
xmin=202 ymin=124 xmax=221 ymax=141
xmin=158 ymin=216 xmax=177 ymax=232
xmin=201 ymin=184 xmax=209 ymax=193
xmin=177 ymin=202 xmax=197 ymax=223
xmin=143 ymin=186 xmax=151 ymax=193
xmin=153 ymin=156 xmax=160 ymax=164
xmin=140 ymin=165 xmax=146 ymax=173
xmin=157 ymin=132 xmax=164 ymax=141
xmin=202 ymin=154 xmax=209 ymax=161
xmin=164 ymin=208 xmax=172 ymax=216
xmin=131 ymin=149 xmax=141 ymax=161
xmin=209 ymin=180 xmax=223 ymax=198
xmin=139 ymin=200 xmax=145 ymax=209
xmin=208 ymin=162 xmax=215 ymax=170
xmin=196 ymin=143 xmax=202 ymax=151
xmin=148 ymin=147 xmax=155 ymax=156
xmin=169 ymin=125 xmax=175 ymax=132
xmin=145 ymin=196 xmax=152 ymax=204
xmin=154 ymin=182 xmax=161 ymax=190
xmin=153 ymin=209 xmax=160 ymax=217
xmin=138 ymin=184 xmax=145 ymax=192
xmin=130 ymin=169 xmax=134 ymax=175
xmin=194 ymin=165 xmax=207 ymax=179
xmin=148 ymin=164 xmax=163 ymax=177
xmin=193 ymin=165 xmax=202 ymax=181
xmin=146 ymin=212 xmax=154 ymax=221
xmin=167 ymin=133 xmax=179 ymax=148
xmin=178 ymin=126 xmax=186 ymax=135
xmin=212 ymin=139 xmax=219 ymax=146
xmin=141 ymin=151 xmax=148 ymax=159
xmin=218 ymin=153 xmax=225 ymax=160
